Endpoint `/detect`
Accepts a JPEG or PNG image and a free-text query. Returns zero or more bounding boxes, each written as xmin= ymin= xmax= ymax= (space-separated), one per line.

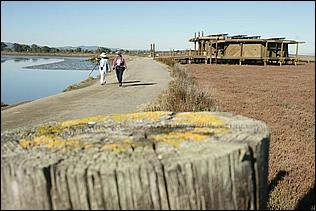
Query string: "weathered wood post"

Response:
xmin=240 ymin=42 xmax=244 ymax=65
xmin=210 ymin=41 xmax=213 ymax=64
xmin=215 ymin=40 xmax=218 ymax=64
xmin=194 ymin=32 xmax=197 ymax=52
xmin=264 ymin=41 xmax=268 ymax=66
xmin=280 ymin=42 xmax=283 ymax=66
xmin=153 ymin=43 xmax=156 ymax=59
xmin=198 ymin=32 xmax=201 ymax=55
xmin=150 ymin=43 xmax=153 ymax=57
xmin=1 ymin=112 xmax=270 ymax=210
xmin=295 ymin=42 xmax=299 ymax=66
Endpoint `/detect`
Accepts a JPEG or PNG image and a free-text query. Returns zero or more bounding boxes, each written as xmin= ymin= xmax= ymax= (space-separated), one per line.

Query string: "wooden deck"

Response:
xmin=156 ymin=51 xmax=313 ymax=66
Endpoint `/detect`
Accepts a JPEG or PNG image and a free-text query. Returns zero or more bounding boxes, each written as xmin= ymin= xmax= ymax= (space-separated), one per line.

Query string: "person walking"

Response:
xmin=99 ymin=52 xmax=110 ymax=85
xmin=112 ymin=51 xmax=128 ymax=87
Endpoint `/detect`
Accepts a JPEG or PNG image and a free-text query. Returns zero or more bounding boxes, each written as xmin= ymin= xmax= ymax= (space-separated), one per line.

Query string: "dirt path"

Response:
xmin=1 ymin=57 xmax=172 ymax=131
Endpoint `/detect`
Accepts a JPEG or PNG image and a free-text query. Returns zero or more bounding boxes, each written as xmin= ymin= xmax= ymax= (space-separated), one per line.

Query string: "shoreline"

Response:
xmin=1 ymin=51 xmax=96 ymax=58
xmin=1 ymin=100 xmax=32 ymax=111
xmin=1 ymin=55 xmax=138 ymax=109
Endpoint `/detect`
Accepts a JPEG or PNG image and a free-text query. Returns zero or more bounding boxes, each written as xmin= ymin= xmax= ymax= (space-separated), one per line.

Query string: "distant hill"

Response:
xmin=3 ymin=42 xmax=121 ymax=52
xmin=4 ymin=42 xmax=14 ymax=48
xmin=57 ymin=46 xmax=100 ymax=51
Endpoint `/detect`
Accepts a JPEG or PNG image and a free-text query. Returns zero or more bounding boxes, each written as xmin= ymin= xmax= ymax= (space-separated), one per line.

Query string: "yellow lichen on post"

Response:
xmin=103 ymin=111 xmax=171 ymax=123
xmin=192 ymin=127 xmax=228 ymax=135
xmin=61 ymin=112 xmax=171 ymax=128
xmin=149 ymin=130 xmax=210 ymax=147
xmin=172 ymin=112 xmax=225 ymax=127
xmin=19 ymin=136 xmax=81 ymax=149
xmin=102 ymin=138 xmax=136 ymax=153
xmin=35 ymin=124 xmax=65 ymax=137
xmin=61 ymin=116 xmax=109 ymax=128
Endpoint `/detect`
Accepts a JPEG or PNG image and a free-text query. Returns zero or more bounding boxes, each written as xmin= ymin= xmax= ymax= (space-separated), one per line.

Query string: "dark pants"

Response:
xmin=115 ymin=66 xmax=125 ymax=84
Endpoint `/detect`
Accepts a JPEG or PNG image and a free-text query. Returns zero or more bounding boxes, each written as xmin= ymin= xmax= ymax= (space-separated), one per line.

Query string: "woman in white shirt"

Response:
xmin=99 ymin=52 xmax=110 ymax=85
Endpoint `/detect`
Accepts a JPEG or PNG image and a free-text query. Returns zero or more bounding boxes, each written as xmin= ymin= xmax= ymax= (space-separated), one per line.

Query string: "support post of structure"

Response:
xmin=150 ymin=44 xmax=153 ymax=57
xmin=264 ymin=42 xmax=268 ymax=66
xmin=280 ymin=42 xmax=283 ymax=66
xmin=215 ymin=40 xmax=218 ymax=64
xmin=198 ymin=32 xmax=201 ymax=55
xmin=295 ymin=42 xmax=299 ymax=66
xmin=240 ymin=42 xmax=243 ymax=65
xmin=210 ymin=41 xmax=213 ymax=64
xmin=194 ymin=32 xmax=197 ymax=52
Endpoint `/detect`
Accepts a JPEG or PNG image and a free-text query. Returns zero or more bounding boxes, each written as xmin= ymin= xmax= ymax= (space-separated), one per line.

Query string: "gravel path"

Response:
xmin=1 ymin=57 xmax=172 ymax=131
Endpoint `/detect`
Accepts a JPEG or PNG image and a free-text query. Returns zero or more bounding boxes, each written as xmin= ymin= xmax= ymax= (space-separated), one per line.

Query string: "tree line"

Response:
xmin=1 ymin=42 xmax=118 ymax=54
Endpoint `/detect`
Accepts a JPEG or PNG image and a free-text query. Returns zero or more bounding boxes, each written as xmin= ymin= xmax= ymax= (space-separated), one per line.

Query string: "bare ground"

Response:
xmin=185 ymin=63 xmax=315 ymax=209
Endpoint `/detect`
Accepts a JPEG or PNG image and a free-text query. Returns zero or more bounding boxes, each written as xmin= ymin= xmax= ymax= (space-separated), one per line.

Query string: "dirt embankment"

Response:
xmin=185 ymin=63 xmax=315 ymax=210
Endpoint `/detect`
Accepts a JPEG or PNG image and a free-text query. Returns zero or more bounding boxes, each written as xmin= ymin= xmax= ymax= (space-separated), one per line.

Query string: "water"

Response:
xmin=1 ymin=56 xmax=100 ymax=105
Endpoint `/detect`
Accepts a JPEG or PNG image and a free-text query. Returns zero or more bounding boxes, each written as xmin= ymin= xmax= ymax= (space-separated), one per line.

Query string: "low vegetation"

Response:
xmin=144 ymin=58 xmax=219 ymax=112
xmin=1 ymin=42 xmax=150 ymax=57
xmin=62 ymin=76 xmax=96 ymax=92
xmin=185 ymin=63 xmax=315 ymax=210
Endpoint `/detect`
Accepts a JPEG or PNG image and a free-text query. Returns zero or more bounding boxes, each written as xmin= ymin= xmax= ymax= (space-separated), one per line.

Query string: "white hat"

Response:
xmin=100 ymin=52 xmax=107 ymax=58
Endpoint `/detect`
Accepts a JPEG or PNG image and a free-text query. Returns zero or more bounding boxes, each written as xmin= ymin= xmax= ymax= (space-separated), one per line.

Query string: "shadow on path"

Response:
xmin=106 ymin=80 xmax=141 ymax=85
xmin=123 ymin=82 xmax=157 ymax=87
xmin=268 ymin=170 xmax=288 ymax=193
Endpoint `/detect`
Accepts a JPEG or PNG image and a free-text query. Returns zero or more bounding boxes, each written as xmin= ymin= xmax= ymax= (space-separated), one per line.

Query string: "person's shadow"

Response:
xmin=123 ymin=82 xmax=157 ymax=87
xmin=106 ymin=80 xmax=157 ymax=87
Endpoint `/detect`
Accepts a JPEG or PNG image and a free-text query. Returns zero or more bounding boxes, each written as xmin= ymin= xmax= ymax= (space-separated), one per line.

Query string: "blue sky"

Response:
xmin=1 ymin=1 xmax=315 ymax=54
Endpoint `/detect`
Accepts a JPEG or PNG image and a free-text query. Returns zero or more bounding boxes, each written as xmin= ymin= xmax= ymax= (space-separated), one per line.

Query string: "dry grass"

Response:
xmin=144 ymin=58 xmax=219 ymax=112
xmin=62 ymin=76 xmax=96 ymax=92
xmin=186 ymin=63 xmax=315 ymax=210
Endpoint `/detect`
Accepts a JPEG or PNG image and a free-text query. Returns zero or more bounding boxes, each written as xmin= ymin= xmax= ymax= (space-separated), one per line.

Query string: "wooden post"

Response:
xmin=210 ymin=41 xmax=213 ymax=64
xmin=153 ymin=43 xmax=156 ymax=59
xmin=1 ymin=111 xmax=270 ymax=210
xmin=240 ymin=42 xmax=243 ymax=65
xmin=150 ymin=44 xmax=153 ymax=57
xmin=194 ymin=32 xmax=197 ymax=52
xmin=215 ymin=40 xmax=218 ymax=64
xmin=280 ymin=42 xmax=283 ymax=66
xmin=295 ymin=42 xmax=299 ymax=66
xmin=198 ymin=32 xmax=201 ymax=55
xmin=264 ymin=41 xmax=268 ymax=66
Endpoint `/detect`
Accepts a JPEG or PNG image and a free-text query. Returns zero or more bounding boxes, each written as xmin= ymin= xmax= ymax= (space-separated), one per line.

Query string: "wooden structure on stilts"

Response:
xmin=157 ymin=32 xmax=307 ymax=65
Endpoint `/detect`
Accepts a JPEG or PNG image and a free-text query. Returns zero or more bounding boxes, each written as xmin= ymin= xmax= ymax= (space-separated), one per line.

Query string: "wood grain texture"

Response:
xmin=1 ymin=111 xmax=269 ymax=210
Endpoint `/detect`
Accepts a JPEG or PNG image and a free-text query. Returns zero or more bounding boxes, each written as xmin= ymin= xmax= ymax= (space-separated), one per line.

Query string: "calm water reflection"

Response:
xmin=1 ymin=56 xmax=99 ymax=104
